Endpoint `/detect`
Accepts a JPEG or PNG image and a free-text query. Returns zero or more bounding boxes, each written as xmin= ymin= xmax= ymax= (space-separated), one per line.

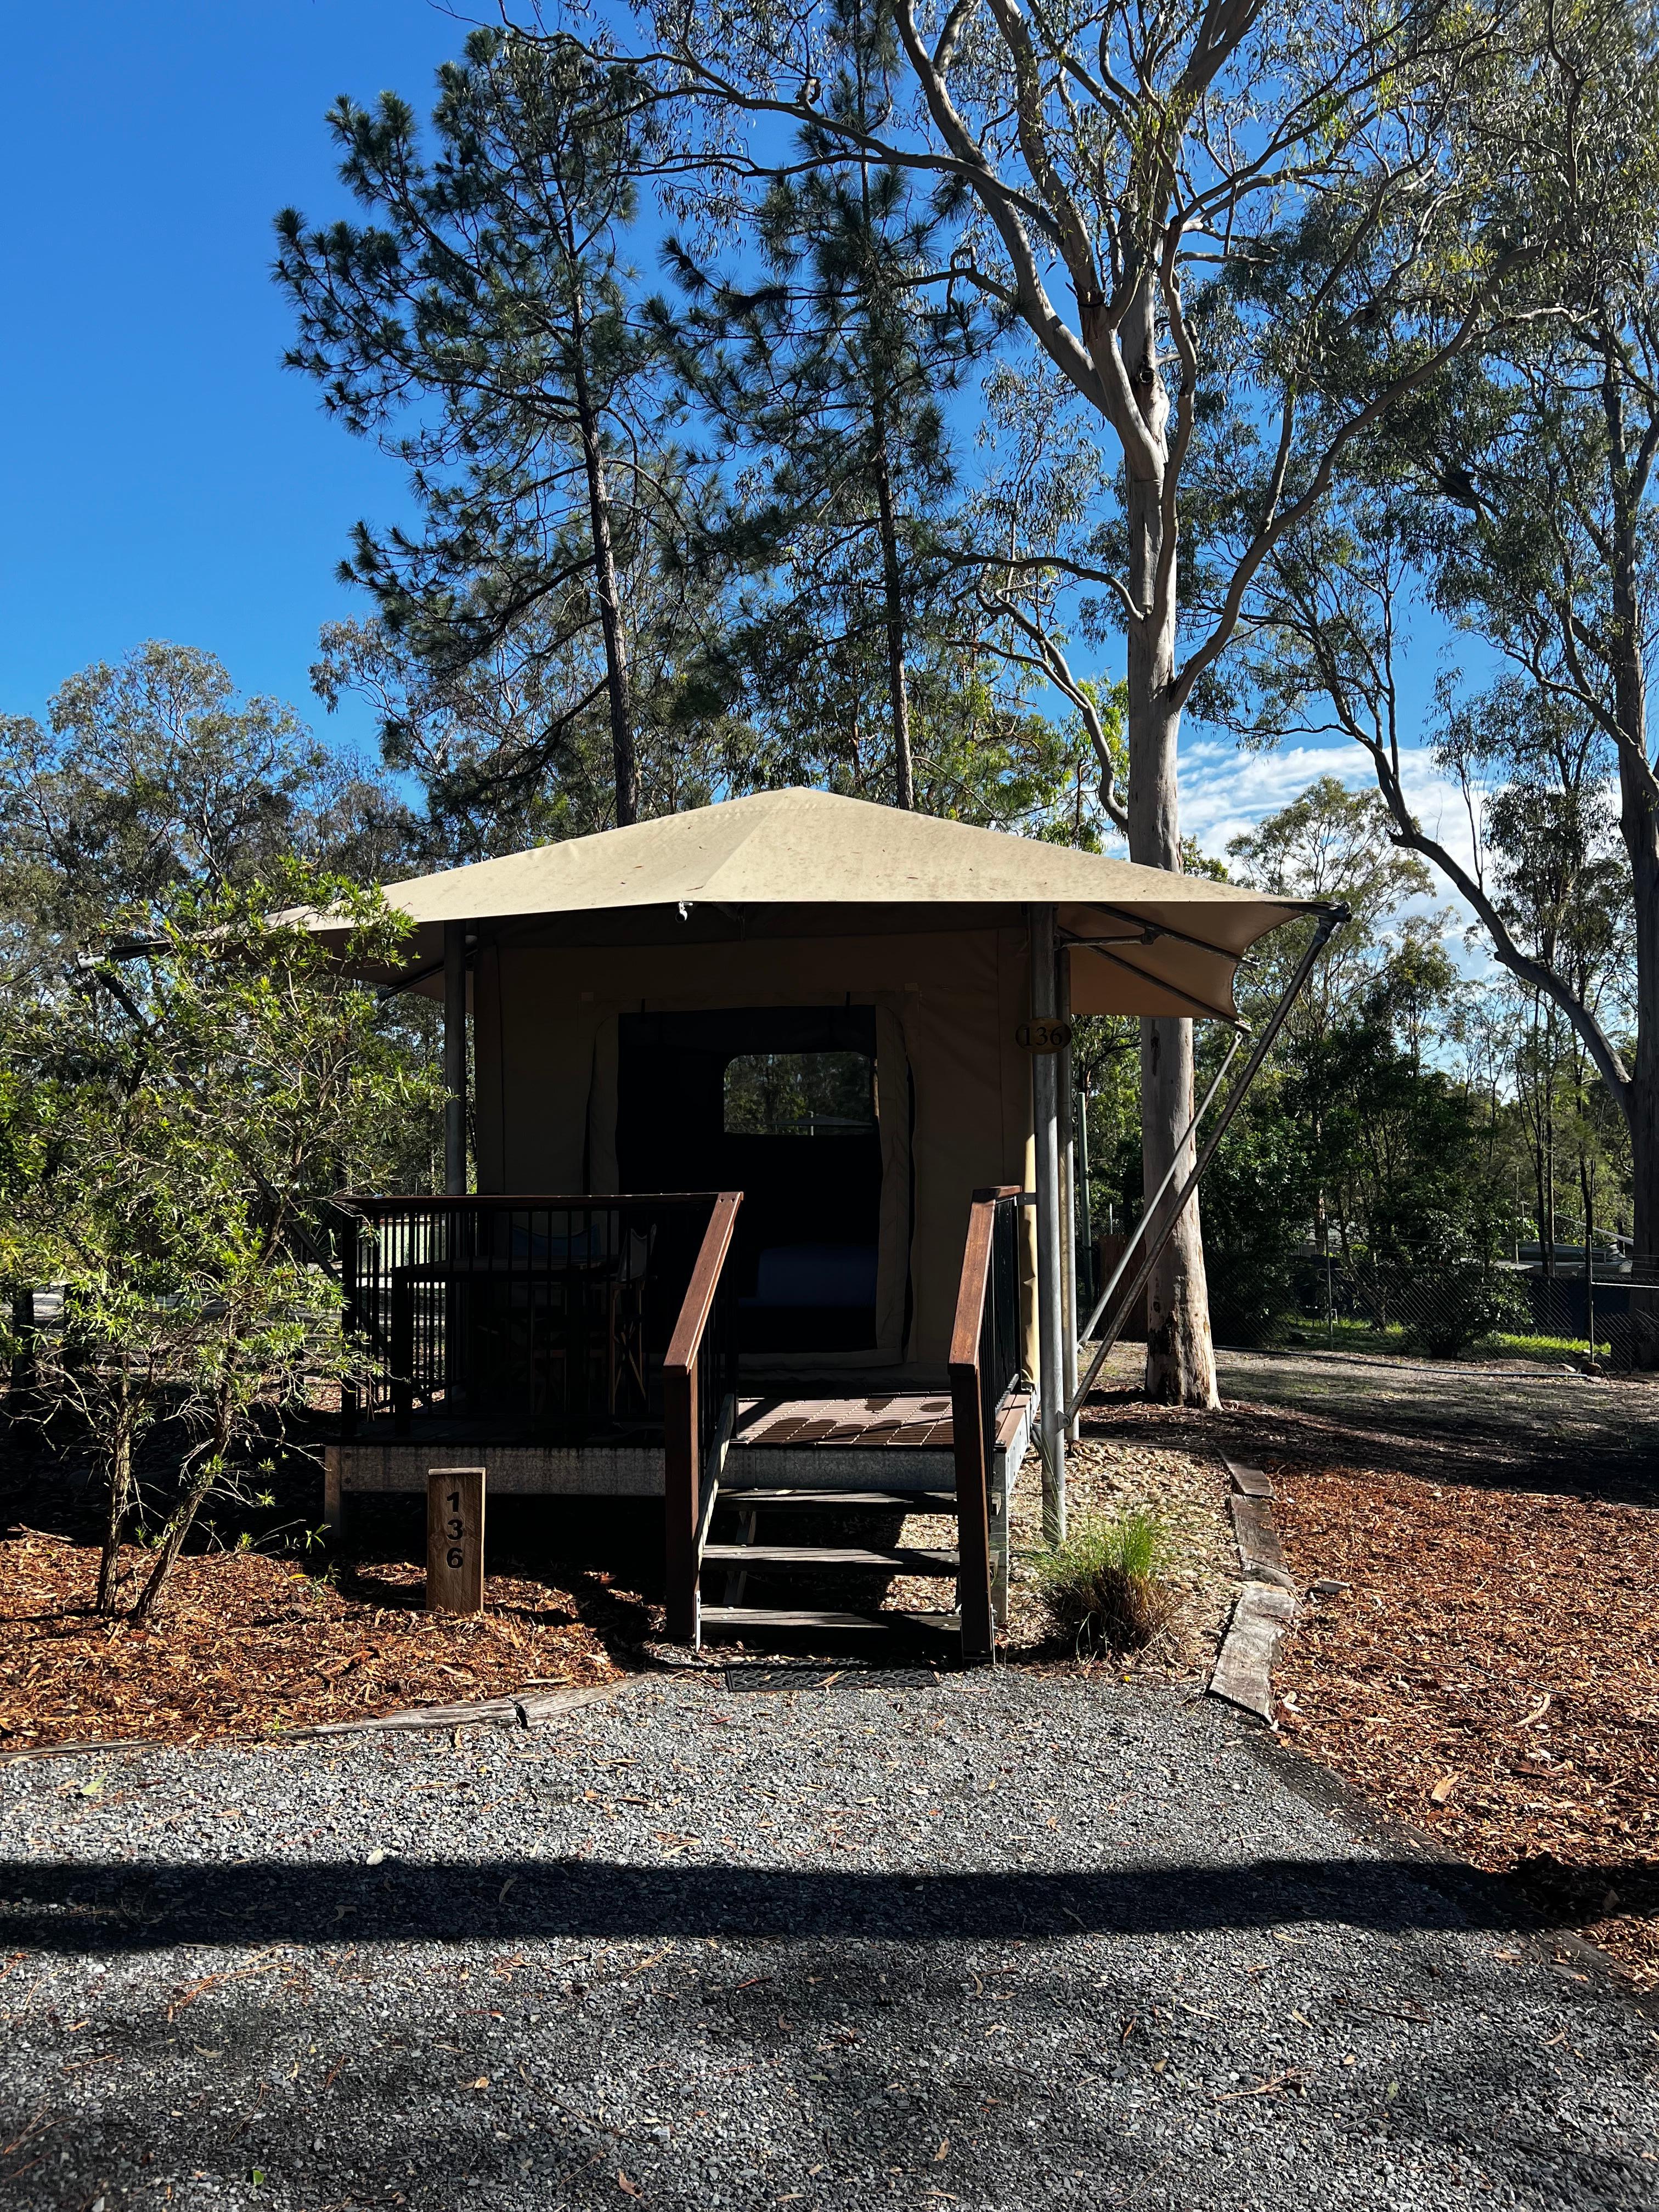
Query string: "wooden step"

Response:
xmin=702 ymin=1543 xmax=958 ymax=1575
xmin=719 ymin=1489 xmax=958 ymax=1512
xmin=698 ymin=1606 xmax=961 ymax=1641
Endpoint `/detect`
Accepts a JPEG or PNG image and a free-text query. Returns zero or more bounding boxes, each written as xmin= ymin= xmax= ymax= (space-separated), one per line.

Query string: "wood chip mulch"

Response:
xmin=0 ymin=1530 xmax=637 ymax=1754
xmin=1271 ymin=1462 xmax=1659 ymax=1991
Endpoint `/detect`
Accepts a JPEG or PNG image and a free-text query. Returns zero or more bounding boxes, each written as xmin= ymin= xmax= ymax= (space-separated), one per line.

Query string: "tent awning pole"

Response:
xmin=1058 ymin=940 xmax=1080 ymax=1444
xmin=1030 ymin=901 xmax=1066 ymax=1544
xmin=1064 ymin=901 xmax=1348 ymax=1426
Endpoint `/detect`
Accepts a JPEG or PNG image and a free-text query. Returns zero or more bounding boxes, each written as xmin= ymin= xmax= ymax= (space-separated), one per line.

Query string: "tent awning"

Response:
xmin=317 ymin=787 xmax=1311 ymax=1022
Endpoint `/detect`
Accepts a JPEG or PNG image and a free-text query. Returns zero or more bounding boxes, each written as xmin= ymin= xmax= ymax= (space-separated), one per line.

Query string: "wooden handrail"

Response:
xmin=337 ymin=1189 xmax=729 ymax=1210
xmin=949 ymin=1186 xmax=1020 ymax=1660
xmin=663 ymin=1191 xmax=743 ymax=1644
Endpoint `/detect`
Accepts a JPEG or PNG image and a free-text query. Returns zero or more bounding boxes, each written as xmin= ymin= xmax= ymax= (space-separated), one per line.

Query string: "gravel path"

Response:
xmin=3 ymin=1671 xmax=1656 ymax=2211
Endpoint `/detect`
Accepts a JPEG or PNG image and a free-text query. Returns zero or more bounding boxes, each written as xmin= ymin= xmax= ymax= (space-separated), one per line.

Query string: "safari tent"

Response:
xmin=320 ymin=787 xmax=1314 ymax=1656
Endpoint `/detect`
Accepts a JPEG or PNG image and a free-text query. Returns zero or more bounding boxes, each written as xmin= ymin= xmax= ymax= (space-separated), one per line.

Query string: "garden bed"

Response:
xmin=1271 ymin=1461 xmax=1659 ymax=1991
xmin=0 ymin=1527 xmax=636 ymax=1754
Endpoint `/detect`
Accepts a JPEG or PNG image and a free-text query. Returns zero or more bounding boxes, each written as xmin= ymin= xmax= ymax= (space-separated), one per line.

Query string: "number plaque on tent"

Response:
xmin=1015 ymin=1018 xmax=1073 ymax=1053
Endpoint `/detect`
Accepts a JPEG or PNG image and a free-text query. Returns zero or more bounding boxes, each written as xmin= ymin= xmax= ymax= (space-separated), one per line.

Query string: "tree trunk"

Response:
xmin=569 ymin=291 xmax=640 ymax=828
xmin=1611 ymin=587 xmax=1659 ymax=1363
xmin=1122 ymin=291 xmax=1217 ymax=1410
xmin=1602 ymin=336 xmax=1659 ymax=1362
xmin=95 ymin=1380 xmax=134 ymax=1617
xmin=134 ymin=1398 xmax=233 ymax=1622
xmin=872 ymin=432 xmax=915 ymax=809
xmin=1581 ymin=1153 xmax=1597 ymax=1359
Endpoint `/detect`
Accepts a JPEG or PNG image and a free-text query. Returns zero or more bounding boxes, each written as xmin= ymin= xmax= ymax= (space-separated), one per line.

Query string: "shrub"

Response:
xmin=1032 ymin=1509 xmax=1179 ymax=1654
xmin=1393 ymin=1249 xmax=1530 ymax=1359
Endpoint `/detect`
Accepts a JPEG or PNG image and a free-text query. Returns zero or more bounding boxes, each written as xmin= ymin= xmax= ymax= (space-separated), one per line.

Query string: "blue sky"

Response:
xmin=0 ymin=0 xmax=466 ymax=759
xmin=0 ymin=0 xmax=1480 ymax=878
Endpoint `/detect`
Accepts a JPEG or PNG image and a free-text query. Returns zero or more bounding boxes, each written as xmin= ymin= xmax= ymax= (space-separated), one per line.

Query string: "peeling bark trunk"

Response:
xmin=1623 ymin=757 xmax=1659 ymax=1361
xmin=1604 ymin=343 xmax=1659 ymax=1362
xmin=569 ymin=287 xmax=640 ymax=828
xmin=1122 ymin=285 xmax=1217 ymax=1410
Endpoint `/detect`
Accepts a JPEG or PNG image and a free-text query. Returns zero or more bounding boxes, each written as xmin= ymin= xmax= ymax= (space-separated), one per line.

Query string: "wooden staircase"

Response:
xmin=699 ymin=1485 xmax=964 ymax=1648
xmin=664 ymin=1188 xmax=1029 ymax=1662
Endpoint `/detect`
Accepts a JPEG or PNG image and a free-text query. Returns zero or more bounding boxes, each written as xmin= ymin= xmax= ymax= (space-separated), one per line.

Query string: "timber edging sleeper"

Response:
xmin=1207 ymin=1457 xmax=1299 ymax=1724
xmin=0 ymin=1680 xmax=631 ymax=1764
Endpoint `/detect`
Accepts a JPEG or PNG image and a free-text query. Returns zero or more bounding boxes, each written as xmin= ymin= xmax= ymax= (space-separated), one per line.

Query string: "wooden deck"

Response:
xmin=732 ymin=1391 xmax=1033 ymax=1453
xmin=733 ymin=1393 xmax=956 ymax=1449
xmin=325 ymin=1390 xmax=1035 ymax=1512
xmin=723 ymin=1389 xmax=1034 ymax=1497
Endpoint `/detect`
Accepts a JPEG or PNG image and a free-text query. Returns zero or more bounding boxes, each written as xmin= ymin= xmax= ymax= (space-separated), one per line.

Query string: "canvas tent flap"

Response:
xmin=320 ymin=787 xmax=1306 ymax=1023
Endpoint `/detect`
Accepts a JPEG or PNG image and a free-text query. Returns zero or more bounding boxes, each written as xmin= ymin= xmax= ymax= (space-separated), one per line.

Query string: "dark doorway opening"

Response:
xmin=618 ymin=1006 xmax=885 ymax=1352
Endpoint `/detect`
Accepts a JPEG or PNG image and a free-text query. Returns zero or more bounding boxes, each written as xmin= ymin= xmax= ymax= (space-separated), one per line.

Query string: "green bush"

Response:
xmin=1032 ymin=1509 xmax=1179 ymax=1654
xmin=1396 ymin=1251 xmax=1530 ymax=1359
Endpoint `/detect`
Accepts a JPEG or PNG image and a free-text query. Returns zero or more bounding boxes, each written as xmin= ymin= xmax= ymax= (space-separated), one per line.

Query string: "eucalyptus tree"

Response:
xmin=545 ymin=0 xmax=1579 ymax=1402
xmin=276 ymin=27 xmax=718 ymax=831
xmin=0 ymin=641 xmax=417 ymax=974
xmin=1226 ymin=0 xmax=1659 ymax=1337
xmin=661 ymin=0 xmax=991 ymax=807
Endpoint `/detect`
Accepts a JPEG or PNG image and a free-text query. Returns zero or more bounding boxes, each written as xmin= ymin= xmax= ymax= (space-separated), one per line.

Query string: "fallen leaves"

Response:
xmin=1273 ymin=1458 xmax=1659 ymax=1990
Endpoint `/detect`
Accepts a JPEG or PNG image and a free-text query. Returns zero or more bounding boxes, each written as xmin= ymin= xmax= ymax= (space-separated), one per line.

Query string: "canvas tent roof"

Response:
xmin=332 ymin=787 xmax=1308 ymax=1022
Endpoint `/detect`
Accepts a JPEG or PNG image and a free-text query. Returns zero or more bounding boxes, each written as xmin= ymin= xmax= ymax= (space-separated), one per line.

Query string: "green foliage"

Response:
xmin=0 ymin=866 xmax=444 ymax=1619
xmin=1031 ymin=1510 xmax=1179 ymax=1655
xmin=277 ymin=28 xmax=738 ymax=838
xmin=0 ymin=641 xmax=419 ymax=973
xmin=660 ymin=4 xmax=991 ymax=809
xmin=1395 ymin=1242 xmax=1530 ymax=1358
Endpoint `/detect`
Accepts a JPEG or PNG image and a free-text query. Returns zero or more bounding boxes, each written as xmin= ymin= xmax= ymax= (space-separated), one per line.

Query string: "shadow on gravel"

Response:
xmin=1 ymin=1853 xmax=1545 ymax=1951
xmin=1080 ymin=1358 xmax=1659 ymax=1507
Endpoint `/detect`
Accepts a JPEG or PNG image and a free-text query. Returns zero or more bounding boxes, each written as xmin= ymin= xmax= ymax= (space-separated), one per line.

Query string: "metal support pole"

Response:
xmin=1064 ymin=900 xmax=1349 ymax=1426
xmin=1057 ymin=945 xmax=1079 ymax=1444
xmin=1029 ymin=902 xmax=1066 ymax=1544
xmin=443 ymin=920 xmax=468 ymax=1197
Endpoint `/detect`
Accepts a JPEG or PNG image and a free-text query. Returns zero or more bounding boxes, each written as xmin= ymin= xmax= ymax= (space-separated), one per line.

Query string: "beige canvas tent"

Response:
xmin=338 ymin=787 xmax=1307 ymax=1363
xmin=321 ymin=787 xmax=1316 ymax=1655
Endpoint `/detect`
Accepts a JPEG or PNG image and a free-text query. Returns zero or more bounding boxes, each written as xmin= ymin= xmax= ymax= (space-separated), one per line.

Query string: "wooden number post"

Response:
xmin=426 ymin=1466 xmax=486 ymax=1613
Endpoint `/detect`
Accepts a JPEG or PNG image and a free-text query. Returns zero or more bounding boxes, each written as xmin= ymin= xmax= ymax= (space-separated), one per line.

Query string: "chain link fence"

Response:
xmin=1200 ymin=1250 xmax=1636 ymax=1363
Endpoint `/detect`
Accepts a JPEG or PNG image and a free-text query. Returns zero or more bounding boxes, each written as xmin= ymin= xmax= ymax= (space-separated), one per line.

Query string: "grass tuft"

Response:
xmin=1032 ymin=1508 xmax=1180 ymax=1655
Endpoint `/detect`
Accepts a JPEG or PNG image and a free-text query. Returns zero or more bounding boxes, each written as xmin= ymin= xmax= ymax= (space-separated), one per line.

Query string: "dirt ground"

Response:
xmin=7 ymin=1337 xmax=1658 ymax=2012
xmin=1002 ymin=1419 xmax=1237 ymax=1674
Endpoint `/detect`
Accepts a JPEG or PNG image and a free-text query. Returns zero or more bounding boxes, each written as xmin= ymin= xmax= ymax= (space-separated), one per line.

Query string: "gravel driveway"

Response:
xmin=3 ymin=1671 xmax=1655 ymax=2211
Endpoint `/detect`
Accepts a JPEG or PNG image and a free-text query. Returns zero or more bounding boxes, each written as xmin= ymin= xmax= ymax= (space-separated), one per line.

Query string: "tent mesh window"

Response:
xmin=723 ymin=1050 xmax=875 ymax=1137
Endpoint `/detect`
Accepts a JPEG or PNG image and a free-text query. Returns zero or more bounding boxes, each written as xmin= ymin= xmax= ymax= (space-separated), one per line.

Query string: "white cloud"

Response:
xmin=1168 ymin=732 xmax=1500 ymax=978
xmin=1175 ymin=736 xmax=1480 ymax=877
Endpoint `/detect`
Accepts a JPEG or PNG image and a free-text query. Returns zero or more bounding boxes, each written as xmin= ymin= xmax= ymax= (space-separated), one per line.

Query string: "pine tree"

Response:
xmin=276 ymin=28 xmax=717 ymax=830
xmin=661 ymin=0 xmax=988 ymax=807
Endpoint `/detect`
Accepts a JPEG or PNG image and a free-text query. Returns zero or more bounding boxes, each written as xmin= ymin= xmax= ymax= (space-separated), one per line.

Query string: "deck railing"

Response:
xmin=662 ymin=1192 xmax=743 ymax=1644
xmin=335 ymin=1192 xmax=739 ymax=1446
xmin=949 ymin=1186 xmax=1028 ymax=1658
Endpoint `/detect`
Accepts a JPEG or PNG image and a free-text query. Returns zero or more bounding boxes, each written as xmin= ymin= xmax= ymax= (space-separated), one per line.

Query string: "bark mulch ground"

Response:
xmin=1271 ymin=1459 xmax=1659 ymax=1993
xmin=0 ymin=1529 xmax=639 ymax=1755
